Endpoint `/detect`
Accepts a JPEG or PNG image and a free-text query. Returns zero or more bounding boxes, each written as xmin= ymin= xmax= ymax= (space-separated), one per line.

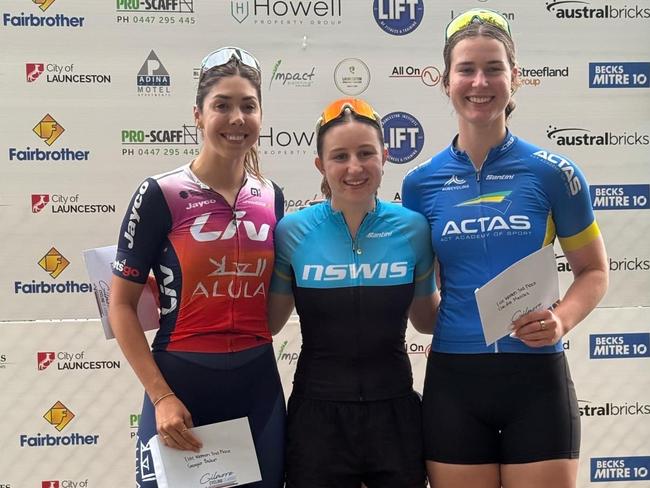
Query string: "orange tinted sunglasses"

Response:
xmin=315 ymin=98 xmax=382 ymax=133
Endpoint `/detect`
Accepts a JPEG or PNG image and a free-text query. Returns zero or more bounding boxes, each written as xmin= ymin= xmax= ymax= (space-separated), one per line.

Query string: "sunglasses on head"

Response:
xmin=199 ymin=46 xmax=261 ymax=79
xmin=445 ymin=8 xmax=511 ymax=42
xmin=315 ymin=98 xmax=382 ymax=134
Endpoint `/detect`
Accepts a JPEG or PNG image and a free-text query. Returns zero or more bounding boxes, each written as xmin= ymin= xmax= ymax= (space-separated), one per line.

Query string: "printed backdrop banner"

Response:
xmin=1 ymin=0 xmax=649 ymax=487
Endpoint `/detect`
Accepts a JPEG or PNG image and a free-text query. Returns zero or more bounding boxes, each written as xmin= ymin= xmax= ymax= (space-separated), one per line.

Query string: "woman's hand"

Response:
xmin=511 ymin=308 xmax=564 ymax=348
xmin=155 ymin=394 xmax=202 ymax=452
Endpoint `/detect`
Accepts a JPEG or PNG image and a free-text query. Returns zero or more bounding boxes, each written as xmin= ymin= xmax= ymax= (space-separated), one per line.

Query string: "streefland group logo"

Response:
xmin=591 ymin=456 xmax=650 ymax=482
xmin=389 ymin=65 xmax=440 ymax=87
xmin=373 ymin=0 xmax=424 ymax=35
xmin=590 ymin=184 xmax=650 ymax=210
xmin=546 ymin=0 xmax=650 ymax=19
xmin=230 ymin=0 xmax=342 ymax=25
xmin=546 ymin=125 xmax=650 ymax=146
xmin=31 ymin=193 xmax=116 ymax=214
xmin=519 ymin=66 xmax=569 ymax=87
xmin=8 ymin=114 xmax=90 ymax=162
xmin=26 ymin=62 xmax=111 ymax=84
xmin=137 ymin=50 xmax=171 ymax=96
xmin=19 ymin=400 xmax=100 ymax=447
xmin=589 ymin=62 xmax=650 ymax=88
xmin=381 ymin=111 xmax=425 ymax=164
xmin=2 ymin=0 xmax=85 ymax=28
xmin=268 ymin=60 xmax=316 ymax=90
xmin=14 ymin=248 xmax=93 ymax=295
xmin=37 ymin=351 xmax=120 ymax=371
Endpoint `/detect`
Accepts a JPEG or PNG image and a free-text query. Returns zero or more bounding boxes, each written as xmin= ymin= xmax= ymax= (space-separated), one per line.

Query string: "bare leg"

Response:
xmin=427 ymin=461 xmax=500 ymax=488
xmin=501 ymin=459 xmax=578 ymax=488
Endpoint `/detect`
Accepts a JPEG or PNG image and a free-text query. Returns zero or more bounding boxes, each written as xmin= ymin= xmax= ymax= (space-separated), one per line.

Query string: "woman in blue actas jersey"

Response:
xmin=269 ymin=97 xmax=440 ymax=487
xmin=401 ymin=9 xmax=609 ymax=488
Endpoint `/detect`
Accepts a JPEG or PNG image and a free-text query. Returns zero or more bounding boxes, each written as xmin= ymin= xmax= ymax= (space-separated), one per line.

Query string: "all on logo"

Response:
xmin=27 ymin=63 xmax=45 ymax=82
xmin=32 ymin=194 xmax=50 ymax=213
xmin=38 ymin=352 xmax=56 ymax=371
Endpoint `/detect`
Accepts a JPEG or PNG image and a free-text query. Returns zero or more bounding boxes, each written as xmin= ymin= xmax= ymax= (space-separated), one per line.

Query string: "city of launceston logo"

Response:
xmin=43 ymin=401 xmax=75 ymax=431
xmin=32 ymin=194 xmax=50 ymax=213
xmin=38 ymin=247 xmax=70 ymax=278
xmin=33 ymin=114 xmax=64 ymax=146
xmin=38 ymin=352 xmax=56 ymax=371
xmin=27 ymin=62 xmax=45 ymax=82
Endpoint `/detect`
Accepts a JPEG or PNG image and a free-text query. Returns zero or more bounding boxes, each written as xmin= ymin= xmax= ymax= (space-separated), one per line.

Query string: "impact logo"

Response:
xmin=33 ymin=114 xmax=64 ymax=146
xmin=43 ymin=401 xmax=75 ymax=431
xmin=546 ymin=1 xmax=650 ymax=19
xmin=590 ymin=184 xmax=650 ymax=210
xmin=8 ymin=114 xmax=90 ymax=162
xmin=546 ymin=125 xmax=650 ymax=146
xmin=137 ymin=50 xmax=171 ymax=96
xmin=276 ymin=340 xmax=299 ymax=365
xmin=2 ymin=0 xmax=85 ymax=28
xmin=389 ymin=65 xmax=440 ymax=87
xmin=230 ymin=0 xmax=342 ymax=26
xmin=38 ymin=247 xmax=69 ymax=278
xmin=590 ymin=333 xmax=650 ymax=359
xmin=258 ymin=125 xmax=315 ymax=157
xmin=25 ymin=62 xmax=111 ymax=84
xmin=334 ymin=58 xmax=371 ymax=96
xmin=589 ymin=62 xmax=650 ymax=88
xmin=579 ymin=399 xmax=650 ymax=417
xmin=38 ymin=352 xmax=56 ymax=371
xmin=381 ymin=111 xmax=424 ymax=164
xmin=283 ymin=192 xmax=320 ymax=213
xmin=268 ymin=60 xmax=316 ymax=89
xmin=591 ymin=457 xmax=650 ymax=482
xmin=373 ymin=0 xmax=424 ymax=36
xmin=117 ymin=0 xmax=194 ymax=13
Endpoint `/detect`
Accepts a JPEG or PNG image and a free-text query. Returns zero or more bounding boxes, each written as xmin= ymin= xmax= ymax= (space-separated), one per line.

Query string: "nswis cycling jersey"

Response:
xmin=402 ymin=132 xmax=600 ymax=354
xmin=271 ymin=200 xmax=434 ymax=401
xmin=113 ymin=163 xmax=284 ymax=353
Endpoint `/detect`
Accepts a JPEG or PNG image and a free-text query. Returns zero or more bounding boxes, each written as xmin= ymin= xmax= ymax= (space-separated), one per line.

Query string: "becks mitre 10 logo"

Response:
xmin=590 ymin=333 xmax=650 ymax=359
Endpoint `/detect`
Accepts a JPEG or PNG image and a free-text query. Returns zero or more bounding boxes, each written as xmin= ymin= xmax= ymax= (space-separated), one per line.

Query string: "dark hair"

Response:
xmin=442 ymin=22 xmax=519 ymax=119
xmin=195 ymin=58 xmax=264 ymax=180
xmin=316 ymin=111 xmax=384 ymax=198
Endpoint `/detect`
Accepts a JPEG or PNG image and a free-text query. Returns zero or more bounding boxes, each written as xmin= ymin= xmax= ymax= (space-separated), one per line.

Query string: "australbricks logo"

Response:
xmin=546 ymin=125 xmax=649 ymax=146
xmin=546 ymin=1 xmax=650 ymax=19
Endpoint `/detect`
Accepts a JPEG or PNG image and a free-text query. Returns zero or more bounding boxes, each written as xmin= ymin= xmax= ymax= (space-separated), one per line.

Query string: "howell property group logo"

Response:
xmin=19 ymin=400 xmax=100 ymax=447
xmin=230 ymin=0 xmax=342 ymax=25
xmin=2 ymin=0 xmax=85 ymax=28
xmin=8 ymin=114 xmax=90 ymax=162
xmin=14 ymin=247 xmax=93 ymax=295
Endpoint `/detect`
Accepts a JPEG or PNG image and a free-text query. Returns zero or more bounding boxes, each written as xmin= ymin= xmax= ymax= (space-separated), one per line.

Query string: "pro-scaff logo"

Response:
xmin=2 ymin=0 xmax=85 ymax=28
xmin=121 ymin=124 xmax=199 ymax=157
xmin=373 ymin=0 xmax=423 ymax=35
xmin=591 ymin=457 xmax=650 ymax=482
xmin=137 ymin=50 xmax=171 ymax=96
xmin=589 ymin=62 xmax=650 ymax=88
xmin=382 ymin=111 xmax=424 ymax=164
xmin=546 ymin=1 xmax=650 ymax=19
xmin=117 ymin=0 xmax=194 ymax=13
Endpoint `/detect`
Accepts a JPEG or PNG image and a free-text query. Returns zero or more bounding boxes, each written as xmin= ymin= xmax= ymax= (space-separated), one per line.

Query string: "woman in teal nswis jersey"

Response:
xmin=269 ymin=97 xmax=440 ymax=487
xmin=401 ymin=9 xmax=608 ymax=488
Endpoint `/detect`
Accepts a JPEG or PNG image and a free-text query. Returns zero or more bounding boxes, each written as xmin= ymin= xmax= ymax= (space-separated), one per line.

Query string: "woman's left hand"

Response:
xmin=510 ymin=308 xmax=564 ymax=348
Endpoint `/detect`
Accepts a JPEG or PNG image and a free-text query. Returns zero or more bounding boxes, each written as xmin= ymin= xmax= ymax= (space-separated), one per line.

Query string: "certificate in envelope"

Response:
xmin=149 ymin=417 xmax=262 ymax=488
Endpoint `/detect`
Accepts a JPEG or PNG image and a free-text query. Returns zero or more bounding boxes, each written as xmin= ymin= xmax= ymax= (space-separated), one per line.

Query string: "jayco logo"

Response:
xmin=123 ymin=181 xmax=149 ymax=249
xmin=190 ymin=210 xmax=270 ymax=242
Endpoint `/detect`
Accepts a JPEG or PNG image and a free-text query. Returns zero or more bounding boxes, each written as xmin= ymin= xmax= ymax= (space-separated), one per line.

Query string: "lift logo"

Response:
xmin=373 ymin=0 xmax=424 ymax=36
xmin=34 ymin=0 xmax=56 ymax=12
xmin=38 ymin=247 xmax=70 ymax=278
xmin=43 ymin=401 xmax=75 ymax=431
xmin=33 ymin=114 xmax=64 ymax=146
xmin=38 ymin=352 xmax=56 ymax=371
xmin=381 ymin=111 xmax=425 ymax=164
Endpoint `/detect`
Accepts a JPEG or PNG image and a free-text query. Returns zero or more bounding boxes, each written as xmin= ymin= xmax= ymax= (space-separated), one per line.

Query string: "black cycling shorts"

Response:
xmin=422 ymin=351 xmax=580 ymax=465
xmin=286 ymin=392 xmax=426 ymax=488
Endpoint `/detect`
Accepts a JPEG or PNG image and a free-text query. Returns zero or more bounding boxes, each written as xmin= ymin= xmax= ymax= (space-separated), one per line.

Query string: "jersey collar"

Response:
xmin=448 ymin=129 xmax=517 ymax=166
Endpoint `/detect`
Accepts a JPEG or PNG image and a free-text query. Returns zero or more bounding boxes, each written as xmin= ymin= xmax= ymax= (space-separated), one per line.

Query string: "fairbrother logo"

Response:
xmin=268 ymin=60 xmax=316 ymax=89
xmin=37 ymin=351 xmax=120 ymax=372
xmin=8 ymin=114 xmax=90 ymax=163
xmin=123 ymin=181 xmax=150 ymax=249
xmin=532 ymin=150 xmax=581 ymax=196
xmin=519 ymin=66 xmax=569 ymax=87
xmin=19 ymin=401 xmax=100 ymax=448
xmin=302 ymin=262 xmax=408 ymax=281
xmin=14 ymin=248 xmax=92 ymax=295
xmin=3 ymin=0 xmax=86 ymax=28
xmin=546 ymin=1 xmax=650 ymax=19
xmin=546 ymin=125 xmax=649 ymax=146
xmin=25 ymin=62 xmax=111 ymax=84
xmin=31 ymin=193 xmax=116 ymax=214
xmin=579 ymin=399 xmax=650 ymax=417
xmin=230 ymin=0 xmax=342 ymax=25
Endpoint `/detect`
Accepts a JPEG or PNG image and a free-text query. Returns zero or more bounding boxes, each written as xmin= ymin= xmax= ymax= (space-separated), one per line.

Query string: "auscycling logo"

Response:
xmin=8 ymin=114 xmax=90 ymax=162
xmin=546 ymin=1 xmax=650 ymax=19
xmin=137 ymin=50 xmax=171 ymax=96
xmin=19 ymin=401 xmax=100 ymax=448
xmin=3 ymin=0 xmax=86 ymax=28
xmin=268 ymin=60 xmax=316 ymax=89
xmin=26 ymin=62 xmax=111 ymax=84
xmin=230 ymin=0 xmax=342 ymax=25
xmin=546 ymin=125 xmax=649 ymax=146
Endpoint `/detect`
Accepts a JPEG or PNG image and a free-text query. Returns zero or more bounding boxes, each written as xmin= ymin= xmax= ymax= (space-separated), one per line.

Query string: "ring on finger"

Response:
xmin=539 ymin=319 xmax=546 ymax=331
xmin=181 ymin=428 xmax=189 ymax=433
xmin=162 ymin=434 xmax=170 ymax=440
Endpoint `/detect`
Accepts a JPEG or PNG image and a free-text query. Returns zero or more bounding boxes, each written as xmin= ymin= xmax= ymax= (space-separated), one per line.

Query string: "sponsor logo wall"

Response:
xmin=1 ymin=2 xmax=648 ymax=486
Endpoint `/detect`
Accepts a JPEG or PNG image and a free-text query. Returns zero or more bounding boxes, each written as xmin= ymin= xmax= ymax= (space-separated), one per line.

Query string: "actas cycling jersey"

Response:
xmin=271 ymin=200 xmax=435 ymax=401
xmin=402 ymin=132 xmax=600 ymax=354
xmin=113 ymin=163 xmax=284 ymax=353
